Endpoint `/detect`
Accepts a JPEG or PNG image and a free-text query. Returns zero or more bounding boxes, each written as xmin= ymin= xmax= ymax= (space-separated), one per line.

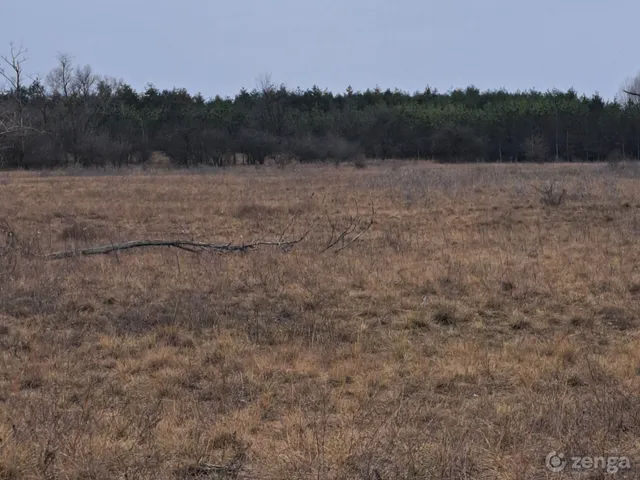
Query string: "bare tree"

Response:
xmin=0 ymin=43 xmax=28 ymax=136
xmin=0 ymin=43 xmax=43 ymax=161
xmin=255 ymin=72 xmax=287 ymax=138
xmin=619 ymin=72 xmax=640 ymax=103
xmin=0 ymin=42 xmax=27 ymax=100
xmin=255 ymin=72 xmax=276 ymax=95
xmin=72 ymin=64 xmax=98 ymax=97
xmin=46 ymin=53 xmax=74 ymax=97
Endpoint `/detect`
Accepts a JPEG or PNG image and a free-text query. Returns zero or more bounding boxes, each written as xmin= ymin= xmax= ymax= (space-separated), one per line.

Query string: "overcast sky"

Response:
xmin=2 ymin=0 xmax=637 ymax=100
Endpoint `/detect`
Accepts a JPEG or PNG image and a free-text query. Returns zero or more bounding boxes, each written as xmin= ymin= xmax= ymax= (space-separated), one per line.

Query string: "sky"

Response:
xmin=1 ymin=0 xmax=637 ymax=100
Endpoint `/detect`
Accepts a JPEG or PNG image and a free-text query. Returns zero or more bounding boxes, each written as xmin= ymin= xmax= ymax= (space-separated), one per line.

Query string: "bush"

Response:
xmin=535 ymin=181 xmax=566 ymax=206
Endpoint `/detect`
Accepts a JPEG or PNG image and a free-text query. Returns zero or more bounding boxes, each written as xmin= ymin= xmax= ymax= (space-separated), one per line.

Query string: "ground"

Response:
xmin=1 ymin=161 xmax=640 ymax=479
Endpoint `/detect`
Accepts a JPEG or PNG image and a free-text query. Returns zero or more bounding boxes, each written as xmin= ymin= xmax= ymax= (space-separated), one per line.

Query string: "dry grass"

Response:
xmin=1 ymin=161 xmax=640 ymax=479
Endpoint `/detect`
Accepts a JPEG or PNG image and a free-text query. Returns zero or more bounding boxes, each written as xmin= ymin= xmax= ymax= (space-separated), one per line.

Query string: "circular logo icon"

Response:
xmin=546 ymin=451 xmax=566 ymax=472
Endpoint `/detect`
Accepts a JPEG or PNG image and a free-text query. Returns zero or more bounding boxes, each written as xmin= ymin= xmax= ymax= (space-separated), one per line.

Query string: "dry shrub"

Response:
xmin=535 ymin=181 xmax=566 ymax=206
xmin=353 ymin=153 xmax=367 ymax=169
xmin=146 ymin=151 xmax=173 ymax=169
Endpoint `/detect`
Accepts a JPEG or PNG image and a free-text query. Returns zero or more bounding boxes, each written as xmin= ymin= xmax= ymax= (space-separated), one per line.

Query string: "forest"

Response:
xmin=2 ymin=45 xmax=640 ymax=168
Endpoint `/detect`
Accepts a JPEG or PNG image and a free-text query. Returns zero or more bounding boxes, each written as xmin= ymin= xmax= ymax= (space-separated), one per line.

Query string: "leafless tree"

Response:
xmin=255 ymin=72 xmax=287 ymax=138
xmin=0 ymin=43 xmax=41 ymax=148
xmin=72 ymin=64 xmax=98 ymax=97
xmin=619 ymin=72 xmax=640 ymax=103
xmin=0 ymin=42 xmax=27 ymax=99
xmin=46 ymin=53 xmax=74 ymax=97
xmin=256 ymin=72 xmax=276 ymax=95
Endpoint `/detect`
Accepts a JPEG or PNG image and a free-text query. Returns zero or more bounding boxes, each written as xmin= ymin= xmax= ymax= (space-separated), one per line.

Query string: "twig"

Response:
xmin=533 ymin=182 xmax=565 ymax=206
xmin=322 ymin=199 xmax=375 ymax=253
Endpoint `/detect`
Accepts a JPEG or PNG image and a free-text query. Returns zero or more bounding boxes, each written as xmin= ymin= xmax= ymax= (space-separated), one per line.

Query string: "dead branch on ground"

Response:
xmin=42 ymin=198 xmax=375 ymax=260
xmin=322 ymin=199 xmax=375 ymax=253
xmin=45 ymin=213 xmax=310 ymax=260
xmin=45 ymin=236 xmax=309 ymax=260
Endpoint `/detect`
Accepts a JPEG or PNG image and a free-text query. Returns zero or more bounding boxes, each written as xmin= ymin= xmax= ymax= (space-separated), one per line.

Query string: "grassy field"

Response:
xmin=1 ymin=161 xmax=640 ymax=479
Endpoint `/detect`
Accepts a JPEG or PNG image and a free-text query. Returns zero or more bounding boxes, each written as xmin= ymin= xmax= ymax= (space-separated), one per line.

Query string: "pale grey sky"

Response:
xmin=2 ymin=0 xmax=637 ymax=100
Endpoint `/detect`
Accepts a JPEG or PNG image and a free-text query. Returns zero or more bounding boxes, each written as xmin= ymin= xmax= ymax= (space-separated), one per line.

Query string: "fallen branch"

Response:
xmin=44 ymin=236 xmax=308 ymax=260
xmin=43 ymin=197 xmax=376 ymax=260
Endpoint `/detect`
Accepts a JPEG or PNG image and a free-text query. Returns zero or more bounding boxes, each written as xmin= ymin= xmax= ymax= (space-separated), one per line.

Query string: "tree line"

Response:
xmin=2 ymin=45 xmax=640 ymax=168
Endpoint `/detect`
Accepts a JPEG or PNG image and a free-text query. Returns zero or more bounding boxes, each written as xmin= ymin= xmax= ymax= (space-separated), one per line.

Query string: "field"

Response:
xmin=1 ymin=161 xmax=640 ymax=479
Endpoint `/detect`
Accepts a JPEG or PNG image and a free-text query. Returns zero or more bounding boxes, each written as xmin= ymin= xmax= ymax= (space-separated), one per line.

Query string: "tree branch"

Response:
xmin=0 ymin=43 xmax=28 ymax=97
xmin=322 ymin=199 xmax=375 ymax=253
xmin=41 ymin=198 xmax=374 ymax=261
xmin=44 ymin=235 xmax=309 ymax=260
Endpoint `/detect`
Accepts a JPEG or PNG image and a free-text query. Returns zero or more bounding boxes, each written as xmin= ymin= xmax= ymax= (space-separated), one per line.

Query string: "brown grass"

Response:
xmin=1 ymin=161 xmax=640 ymax=479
